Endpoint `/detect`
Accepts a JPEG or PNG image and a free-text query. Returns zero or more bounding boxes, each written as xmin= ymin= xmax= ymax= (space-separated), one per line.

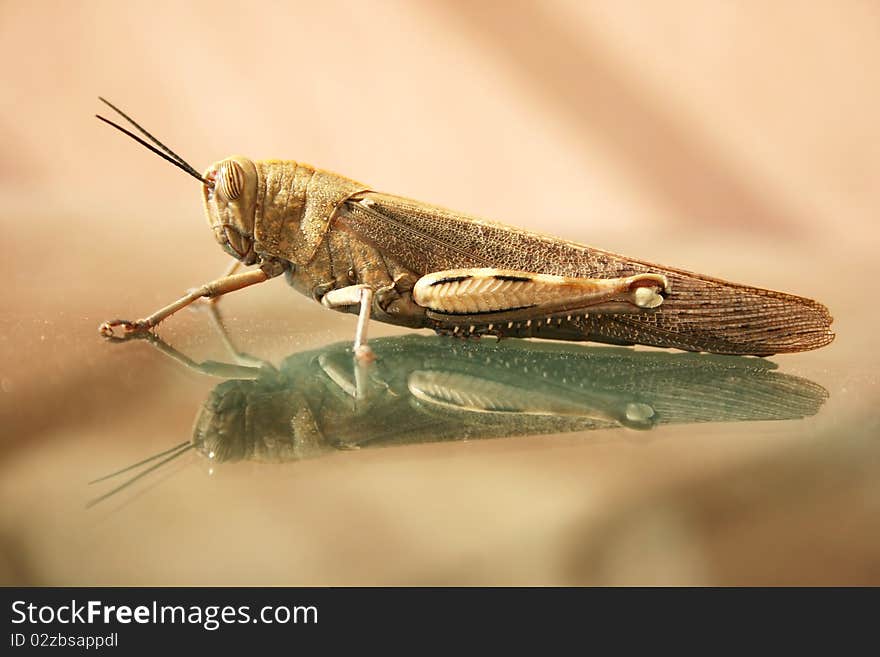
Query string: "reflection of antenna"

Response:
xmin=86 ymin=441 xmax=194 ymax=508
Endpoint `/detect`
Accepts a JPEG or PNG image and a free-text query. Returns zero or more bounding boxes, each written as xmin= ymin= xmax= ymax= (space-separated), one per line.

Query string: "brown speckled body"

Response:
xmin=212 ymin=160 xmax=834 ymax=356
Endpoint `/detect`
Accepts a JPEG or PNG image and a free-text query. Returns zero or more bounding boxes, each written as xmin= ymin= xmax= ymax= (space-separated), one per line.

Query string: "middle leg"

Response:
xmin=322 ymin=284 xmax=376 ymax=362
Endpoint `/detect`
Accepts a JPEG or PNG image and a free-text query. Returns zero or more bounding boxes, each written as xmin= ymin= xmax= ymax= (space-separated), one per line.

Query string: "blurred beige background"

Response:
xmin=1 ymin=1 xmax=878 ymax=585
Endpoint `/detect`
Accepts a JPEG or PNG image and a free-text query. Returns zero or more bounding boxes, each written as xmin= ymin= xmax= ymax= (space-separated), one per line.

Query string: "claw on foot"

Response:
xmin=98 ymin=319 xmax=151 ymax=339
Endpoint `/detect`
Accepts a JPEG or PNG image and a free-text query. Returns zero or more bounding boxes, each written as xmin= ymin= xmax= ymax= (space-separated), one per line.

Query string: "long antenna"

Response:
xmin=86 ymin=443 xmax=195 ymax=509
xmin=88 ymin=440 xmax=191 ymax=485
xmin=98 ymin=97 xmax=204 ymax=179
xmin=96 ymin=97 xmax=213 ymax=187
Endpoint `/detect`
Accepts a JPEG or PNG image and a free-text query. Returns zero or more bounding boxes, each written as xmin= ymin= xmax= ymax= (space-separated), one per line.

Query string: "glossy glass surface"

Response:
xmin=1 ymin=262 xmax=876 ymax=585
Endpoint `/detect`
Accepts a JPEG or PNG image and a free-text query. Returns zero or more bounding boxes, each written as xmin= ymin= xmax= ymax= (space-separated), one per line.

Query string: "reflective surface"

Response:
xmin=1 ymin=284 xmax=877 ymax=585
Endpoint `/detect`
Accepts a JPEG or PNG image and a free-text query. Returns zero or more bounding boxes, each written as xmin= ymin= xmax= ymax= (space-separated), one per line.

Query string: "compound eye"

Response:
xmin=217 ymin=160 xmax=244 ymax=201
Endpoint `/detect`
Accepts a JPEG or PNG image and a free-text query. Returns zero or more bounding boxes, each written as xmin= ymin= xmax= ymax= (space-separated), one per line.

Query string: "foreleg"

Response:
xmin=99 ymin=268 xmax=271 ymax=338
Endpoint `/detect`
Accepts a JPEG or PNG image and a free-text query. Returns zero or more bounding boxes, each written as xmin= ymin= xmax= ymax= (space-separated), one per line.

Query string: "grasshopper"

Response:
xmin=96 ymin=99 xmax=834 ymax=360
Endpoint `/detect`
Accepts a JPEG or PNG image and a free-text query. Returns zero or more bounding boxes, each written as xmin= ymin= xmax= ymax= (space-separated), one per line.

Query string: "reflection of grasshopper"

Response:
xmin=96 ymin=99 xmax=833 ymax=359
xmin=89 ymin=332 xmax=828 ymax=506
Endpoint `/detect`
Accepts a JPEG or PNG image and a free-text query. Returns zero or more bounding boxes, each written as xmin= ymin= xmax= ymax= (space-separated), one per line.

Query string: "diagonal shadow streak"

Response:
xmin=430 ymin=1 xmax=811 ymax=236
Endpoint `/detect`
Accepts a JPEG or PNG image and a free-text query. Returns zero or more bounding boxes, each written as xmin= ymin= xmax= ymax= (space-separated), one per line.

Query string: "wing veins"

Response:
xmin=340 ymin=199 xmax=492 ymax=267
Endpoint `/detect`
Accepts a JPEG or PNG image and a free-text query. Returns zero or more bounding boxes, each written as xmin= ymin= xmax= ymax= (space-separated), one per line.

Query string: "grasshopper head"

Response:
xmin=92 ymin=102 xmax=259 ymax=265
xmin=202 ymin=156 xmax=259 ymax=265
xmin=192 ymin=378 xmax=329 ymax=463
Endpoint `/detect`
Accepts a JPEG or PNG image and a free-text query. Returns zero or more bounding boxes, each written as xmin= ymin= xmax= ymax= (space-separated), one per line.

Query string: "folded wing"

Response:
xmin=336 ymin=193 xmax=834 ymax=355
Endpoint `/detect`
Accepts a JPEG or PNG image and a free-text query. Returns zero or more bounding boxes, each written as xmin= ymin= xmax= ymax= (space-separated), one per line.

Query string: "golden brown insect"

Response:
xmin=96 ymin=98 xmax=834 ymax=360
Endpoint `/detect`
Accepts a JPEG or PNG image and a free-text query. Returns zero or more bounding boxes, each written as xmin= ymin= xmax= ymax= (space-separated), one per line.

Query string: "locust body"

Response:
xmin=96 ymin=100 xmax=834 ymax=357
xmin=193 ymin=157 xmax=832 ymax=356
